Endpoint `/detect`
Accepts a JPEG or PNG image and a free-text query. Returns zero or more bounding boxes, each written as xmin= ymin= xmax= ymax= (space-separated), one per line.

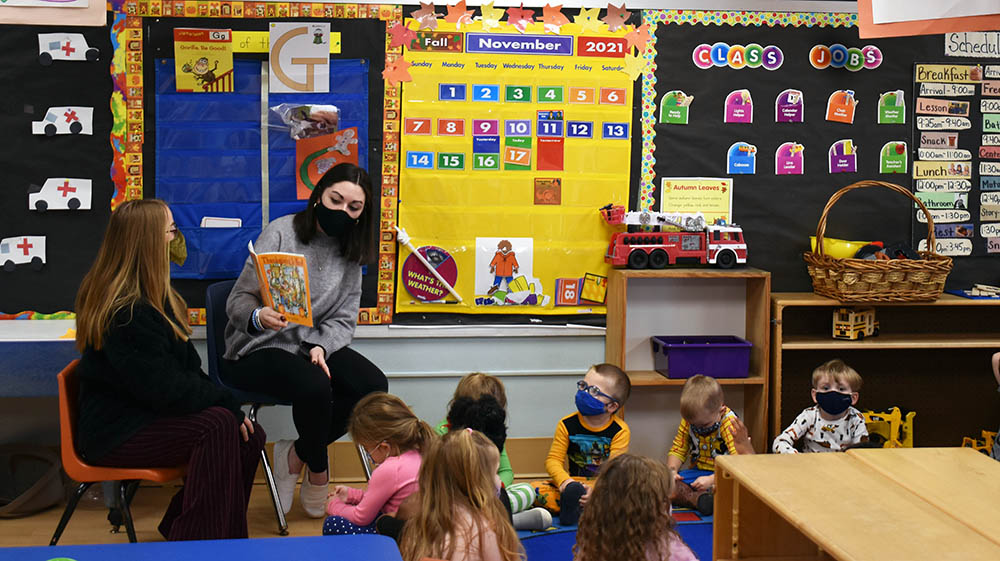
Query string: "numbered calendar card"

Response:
xmin=397 ymin=19 xmax=633 ymax=314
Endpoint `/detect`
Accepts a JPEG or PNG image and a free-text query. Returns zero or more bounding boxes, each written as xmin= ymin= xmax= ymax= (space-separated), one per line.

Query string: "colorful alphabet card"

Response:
xmin=268 ymin=22 xmax=330 ymax=93
xmin=724 ymin=89 xmax=753 ymax=123
xmin=826 ymin=89 xmax=857 ymax=124
xmin=727 ymin=142 xmax=757 ymax=174
xmin=775 ymin=142 xmax=804 ymax=175
xmin=659 ymin=90 xmax=693 ymax=125
xmin=880 ymin=141 xmax=908 ymax=174
xmin=775 ymin=89 xmax=803 ymax=123
xmin=173 ymin=28 xmax=234 ymax=93
xmin=878 ymin=90 xmax=905 ymax=124
xmin=829 ymin=139 xmax=858 ymax=173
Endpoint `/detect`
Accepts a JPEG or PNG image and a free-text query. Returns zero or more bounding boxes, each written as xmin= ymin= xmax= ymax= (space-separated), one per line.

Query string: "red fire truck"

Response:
xmin=599 ymin=204 xmax=748 ymax=269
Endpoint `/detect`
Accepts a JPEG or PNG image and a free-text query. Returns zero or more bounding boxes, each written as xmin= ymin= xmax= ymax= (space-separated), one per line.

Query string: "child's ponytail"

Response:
xmin=348 ymin=392 xmax=434 ymax=453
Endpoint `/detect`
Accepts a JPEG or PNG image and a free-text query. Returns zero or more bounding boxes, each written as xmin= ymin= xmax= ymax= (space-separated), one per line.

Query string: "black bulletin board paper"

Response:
xmin=650 ymin=22 xmax=1000 ymax=291
xmin=0 ymin=22 xmax=113 ymax=314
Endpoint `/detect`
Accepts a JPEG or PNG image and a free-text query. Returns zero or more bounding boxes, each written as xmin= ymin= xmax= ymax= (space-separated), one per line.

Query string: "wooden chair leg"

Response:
xmin=118 ymin=480 xmax=138 ymax=543
xmin=50 ymin=481 xmax=92 ymax=546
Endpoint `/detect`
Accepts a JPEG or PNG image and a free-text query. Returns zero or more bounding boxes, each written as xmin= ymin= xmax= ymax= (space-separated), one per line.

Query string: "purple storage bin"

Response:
xmin=650 ymin=335 xmax=752 ymax=379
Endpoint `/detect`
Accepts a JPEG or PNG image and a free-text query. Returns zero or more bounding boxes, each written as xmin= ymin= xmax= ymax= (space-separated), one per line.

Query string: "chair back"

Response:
xmin=56 ymin=360 xmax=83 ymax=479
xmin=205 ymin=279 xmax=237 ymax=386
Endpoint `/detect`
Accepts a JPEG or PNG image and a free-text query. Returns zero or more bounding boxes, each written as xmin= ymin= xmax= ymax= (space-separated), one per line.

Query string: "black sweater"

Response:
xmin=76 ymin=301 xmax=244 ymax=462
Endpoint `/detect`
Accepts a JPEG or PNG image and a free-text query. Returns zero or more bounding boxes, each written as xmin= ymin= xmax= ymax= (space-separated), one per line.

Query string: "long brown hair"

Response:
xmin=574 ymin=454 xmax=683 ymax=561
xmin=348 ymin=392 xmax=434 ymax=453
xmin=399 ymin=430 xmax=524 ymax=561
xmin=75 ymin=199 xmax=190 ymax=351
xmin=292 ymin=162 xmax=377 ymax=265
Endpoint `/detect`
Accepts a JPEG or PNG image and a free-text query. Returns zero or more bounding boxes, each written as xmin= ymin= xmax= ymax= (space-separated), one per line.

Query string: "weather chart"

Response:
xmin=394 ymin=3 xmax=647 ymax=315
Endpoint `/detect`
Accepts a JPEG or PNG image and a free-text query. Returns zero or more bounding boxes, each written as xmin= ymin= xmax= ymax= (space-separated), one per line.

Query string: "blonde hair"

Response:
xmin=451 ymin=372 xmax=507 ymax=410
xmin=75 ymin=199 xmax=190 ymax=352
xmin=348 ymin=392 xmax=434 ymax=453
xmin=400 ymin=430 xmax=524 ymax=561
xmin=679 ymin=375 xmax=724 ymax=420
xmin=591 ymin=363 xmax=631 ymax=404
xmin=811 ymin=359 xmax=863 ymax=391
xmin=574 ymin=454 xmax=683 ymax=561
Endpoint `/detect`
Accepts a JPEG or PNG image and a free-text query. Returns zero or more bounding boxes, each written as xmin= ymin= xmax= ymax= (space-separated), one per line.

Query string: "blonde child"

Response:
xmin=574 ymin=454 xmax=698 ymax=561
xmin=399 ymin=429 xmax=524 ymax=561
xmin=323 ymin=392 xmax=433 ymax=535
xmin=667 ymin=375 xmax=751 ymax=515
xmin=773 ymin=359 xmax=868 ymax=453
xmin=534 ymin=363 xmax=631 ymax=526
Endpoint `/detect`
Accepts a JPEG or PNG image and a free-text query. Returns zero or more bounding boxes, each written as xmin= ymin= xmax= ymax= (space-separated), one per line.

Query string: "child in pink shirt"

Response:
xmin=323 ymin=392 xmax=433 ymax=535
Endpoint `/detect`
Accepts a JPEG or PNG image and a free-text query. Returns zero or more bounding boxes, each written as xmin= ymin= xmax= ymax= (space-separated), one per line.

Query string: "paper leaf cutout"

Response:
xmin=574 ymin=6 xmax=602 ymax=33
xmin=382 ymin=58 xmax=412 ymax=87
xmin=624 ymin=23 xmax=653 ymax=52
xmin=622 ymin=52 xmax=647 ymax=80
xmin=602 ymin=2 xmax=631 ymax=32
xmin=541 ymin=4 xmax=569 ymax=34
xmin=388 ymin=22 xmax=418 ymax=49
xmin=480 ymin=2 xmax=505 ymax=31
xmin=507 ymin=4 xmax=535 ymax=33
xmin=412 ymin=2 xmax=439 ymax=30
xmin=445 ymin=0 xmax=474 ymax=26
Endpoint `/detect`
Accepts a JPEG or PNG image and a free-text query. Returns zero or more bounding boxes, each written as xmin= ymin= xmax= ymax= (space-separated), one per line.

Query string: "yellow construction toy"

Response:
xmin=961 ymin=430 xmax=997 ymax=456
xmin=862 ymin=407 xmax=915 ymax=448
xmin=833 ymin=307 xmax=879 ymax=340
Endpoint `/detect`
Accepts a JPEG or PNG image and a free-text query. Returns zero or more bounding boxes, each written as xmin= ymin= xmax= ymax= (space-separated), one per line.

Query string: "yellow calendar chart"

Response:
xmin=397 ymin=20 xmax=632 ymax=314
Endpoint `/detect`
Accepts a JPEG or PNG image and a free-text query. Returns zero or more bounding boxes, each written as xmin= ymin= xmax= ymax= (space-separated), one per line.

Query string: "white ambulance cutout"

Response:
xmin=32 ymin=107 xmax=94 ymax=136
xmin=37 ymin=33 xmax=100 ymax=65
xmin=29 ymin=178 xmax=92 ymax=211
xmin=1 ymin=236 xmax=46 ymax=272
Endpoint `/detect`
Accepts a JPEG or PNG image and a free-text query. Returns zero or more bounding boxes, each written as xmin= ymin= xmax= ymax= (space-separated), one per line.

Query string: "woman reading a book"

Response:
xmin=74 ymin=199 xmax=265 ymax=540
xmin=222 ymin=162 xmax=387 ymax=518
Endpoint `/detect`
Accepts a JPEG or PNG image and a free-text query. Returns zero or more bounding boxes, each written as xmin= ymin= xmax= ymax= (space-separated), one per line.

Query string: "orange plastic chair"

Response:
xmin=51 ymin=359 xmax=185 ymax=545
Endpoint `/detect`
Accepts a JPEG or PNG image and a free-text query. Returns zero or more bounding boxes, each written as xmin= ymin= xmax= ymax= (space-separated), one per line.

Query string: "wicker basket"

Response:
xmin=803 ymin=180 xmax=953 ymax=303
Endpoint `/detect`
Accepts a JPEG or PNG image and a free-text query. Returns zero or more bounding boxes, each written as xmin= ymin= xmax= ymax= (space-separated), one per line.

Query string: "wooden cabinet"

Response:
xmin=605 ymin=268 xmax=771 ymax=453
xmin=770 ymin=293 xmax=1000 ymax=447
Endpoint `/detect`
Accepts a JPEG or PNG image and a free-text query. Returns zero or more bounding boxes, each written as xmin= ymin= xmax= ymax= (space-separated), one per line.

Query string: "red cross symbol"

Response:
xmin=60 ymin=41 xmax=76 ymax=56
xmin=57 ymin=180 xmax=76 ymax=198
xmin=16 ymin=238 xmax=32 ymax=256
xmin=63 ymin=110 xmax=78 ymax=123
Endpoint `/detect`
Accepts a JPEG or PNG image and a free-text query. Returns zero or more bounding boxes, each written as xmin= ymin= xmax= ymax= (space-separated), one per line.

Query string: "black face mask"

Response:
xmin=314 ymin=204 xmax=356 ymax=238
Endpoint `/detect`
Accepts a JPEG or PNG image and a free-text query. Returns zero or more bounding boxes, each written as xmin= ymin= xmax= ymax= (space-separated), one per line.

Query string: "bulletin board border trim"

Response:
xmin=638 ymin=9 xmax=858 ymax=211
xmin=106 ymin=1 xmax=403 ymax=325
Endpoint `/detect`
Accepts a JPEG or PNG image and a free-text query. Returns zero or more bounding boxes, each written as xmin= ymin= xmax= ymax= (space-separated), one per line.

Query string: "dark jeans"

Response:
xmin=97 ymin=406 xmax=265 ymax=540
xmin=222 ymin=346 xmax=387 ymax=473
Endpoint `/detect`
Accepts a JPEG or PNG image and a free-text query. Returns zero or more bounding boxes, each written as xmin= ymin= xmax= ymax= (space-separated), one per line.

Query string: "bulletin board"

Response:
xmin=641 ymin=10 xmax=1000 ymax=290
xmin=396 ymin=8 xmax=641 ymax=315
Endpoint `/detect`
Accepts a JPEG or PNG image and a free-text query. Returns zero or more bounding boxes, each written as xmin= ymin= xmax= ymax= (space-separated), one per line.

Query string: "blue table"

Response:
xmin=0 ymin=535 xmax=403 ymax=561
xmin=0 ymin=340 xmax=79 ymax=396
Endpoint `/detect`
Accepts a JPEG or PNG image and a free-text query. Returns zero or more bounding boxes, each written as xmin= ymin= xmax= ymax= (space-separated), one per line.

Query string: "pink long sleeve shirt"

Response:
xmin=326 ymin=448 xmax=422 ymax=526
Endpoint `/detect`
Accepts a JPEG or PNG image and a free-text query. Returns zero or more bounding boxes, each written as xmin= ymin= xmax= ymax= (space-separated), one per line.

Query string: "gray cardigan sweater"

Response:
xmin=223 ymin=215 xmax=361 ymax=361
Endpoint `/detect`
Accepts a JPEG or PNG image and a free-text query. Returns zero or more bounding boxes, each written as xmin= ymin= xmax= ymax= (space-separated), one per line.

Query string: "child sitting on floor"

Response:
xmin=533 ymin=363 xmax=631 ymax=526
xmin=574 ymin=454 xmax=698 ymax=561
xmin=667 ymin=375 xmax=752 ymax=516
xmin=773 ymin=359 xmax=868 ymax=454
xmin=323 ymin=392 xmax=433 ymax=535
xmin=399 ymin=429 xmax=524 ymax=561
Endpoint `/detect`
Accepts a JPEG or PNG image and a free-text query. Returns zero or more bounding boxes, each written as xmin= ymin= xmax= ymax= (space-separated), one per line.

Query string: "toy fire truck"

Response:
xmin=599 ymin=204 xmax=748 ymax=269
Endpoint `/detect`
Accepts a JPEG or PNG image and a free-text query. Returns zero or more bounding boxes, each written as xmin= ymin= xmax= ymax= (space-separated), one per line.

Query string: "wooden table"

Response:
xmin=714 ymin=450 xmax=1000 ymax=561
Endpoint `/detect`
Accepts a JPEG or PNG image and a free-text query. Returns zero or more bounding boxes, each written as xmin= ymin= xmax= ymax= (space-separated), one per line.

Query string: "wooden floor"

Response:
xmin=0 ymin=483 xmax=333 ymax=547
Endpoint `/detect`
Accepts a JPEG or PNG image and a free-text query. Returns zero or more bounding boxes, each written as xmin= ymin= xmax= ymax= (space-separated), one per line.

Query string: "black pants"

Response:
xmin=222 ymin=346 xmax=387 ymax=473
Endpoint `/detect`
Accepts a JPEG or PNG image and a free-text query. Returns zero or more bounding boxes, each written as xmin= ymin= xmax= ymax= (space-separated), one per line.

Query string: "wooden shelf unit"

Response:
xmin=605 ymin=268 xmax=771 ymax=453
xmin=770 ymin=292 xmax=1000 ymax=446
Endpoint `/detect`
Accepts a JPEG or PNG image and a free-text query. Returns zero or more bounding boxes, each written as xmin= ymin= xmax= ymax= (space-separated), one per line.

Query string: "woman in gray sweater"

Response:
xmin=222 ymin=163 xmax=387 ymax=518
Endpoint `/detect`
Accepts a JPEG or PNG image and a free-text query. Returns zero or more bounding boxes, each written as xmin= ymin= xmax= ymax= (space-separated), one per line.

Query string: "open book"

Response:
xmin=248 ymin=241 xmax=313 ymax=327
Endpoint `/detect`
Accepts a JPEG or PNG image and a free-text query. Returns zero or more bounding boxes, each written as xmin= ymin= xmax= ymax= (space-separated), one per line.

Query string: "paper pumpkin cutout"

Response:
xmin=724 ymin=89 xmax=753 ymax=123
xmin=727 ymin=141 xmax=757 ymax=174
xmin=880 ymin=141 xmax=908 ymax=174
xmin=878 ymin=90 xmax=905 ymax=124
xmin=829 ymin=139 xmax=858 ymax=173
xmin=775 ymin=89 xmax=803 ymax=123
xmin=28 ymin=178 xmax=92 ymax=211
xmin=659 ymin=90 xmax=693 ymax=124
xmin=1 ymin=236 xmax=46 ymax=272
xmin=826 ymin=90 xmax=857 ymax=124
xmin=775 ymin=142 xmax=804 ymax=175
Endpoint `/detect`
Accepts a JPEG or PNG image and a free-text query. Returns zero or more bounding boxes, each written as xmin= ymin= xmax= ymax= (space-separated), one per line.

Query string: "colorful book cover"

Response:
xmin=248 ymin=241 xmax=313 ymax=327
xmin=174 ymin=28 xmax=234 ymax=93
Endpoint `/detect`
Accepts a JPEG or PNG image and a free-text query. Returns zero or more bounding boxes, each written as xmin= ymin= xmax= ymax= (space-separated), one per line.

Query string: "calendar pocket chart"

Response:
xmin=398 ymin=20 xmax=635 ymax=315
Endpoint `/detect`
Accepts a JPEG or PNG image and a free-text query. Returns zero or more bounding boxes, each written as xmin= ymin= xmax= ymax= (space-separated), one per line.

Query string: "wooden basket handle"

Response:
xmin=814 ymin=180 xmax=938 ymax=257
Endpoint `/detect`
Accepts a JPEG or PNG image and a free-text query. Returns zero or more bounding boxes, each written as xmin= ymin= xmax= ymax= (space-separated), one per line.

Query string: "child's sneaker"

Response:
xmin=300 ymin=477 xmax=328 ymax=518
xmin=272 ymin=439 xmax=300 ymax=515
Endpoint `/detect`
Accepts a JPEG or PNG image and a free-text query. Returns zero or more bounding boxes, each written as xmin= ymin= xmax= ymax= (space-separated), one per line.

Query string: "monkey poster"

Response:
xmin=173 ymin=28 xmax=234 ymax=93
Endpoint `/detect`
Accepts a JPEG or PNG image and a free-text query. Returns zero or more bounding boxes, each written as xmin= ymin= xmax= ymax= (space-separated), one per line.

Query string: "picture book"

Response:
xmin=248 ymin=241 xmax=313 ymax=327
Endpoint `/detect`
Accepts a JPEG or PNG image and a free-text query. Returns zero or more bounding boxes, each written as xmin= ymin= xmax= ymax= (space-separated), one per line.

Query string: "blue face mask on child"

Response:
xmin=575 ymin=390 xmax=607 ymax=416
xmin=815 ymin=391 xmax=853 ymax=416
